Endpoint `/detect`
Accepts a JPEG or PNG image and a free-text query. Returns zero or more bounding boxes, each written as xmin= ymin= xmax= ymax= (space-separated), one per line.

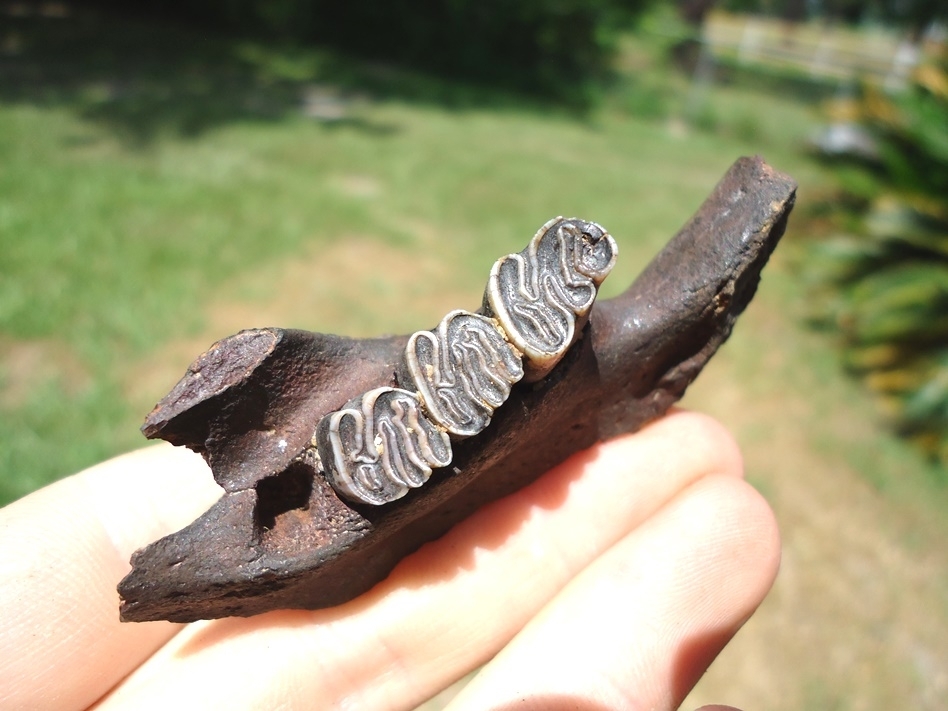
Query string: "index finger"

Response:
xmin=0 ymin=444 xmax=222 ymax=711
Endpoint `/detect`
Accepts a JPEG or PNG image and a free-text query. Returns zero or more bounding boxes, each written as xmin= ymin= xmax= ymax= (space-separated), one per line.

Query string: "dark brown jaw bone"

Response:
xmin=118 ymin=156 xmax=796 ymax=623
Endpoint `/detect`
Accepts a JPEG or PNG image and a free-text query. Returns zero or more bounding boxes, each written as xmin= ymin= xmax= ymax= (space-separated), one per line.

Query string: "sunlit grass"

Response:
xmin=0 ymin=84 xmax=809 ymax=502
xmin=0 ymin=6 xmax=933 ymax=514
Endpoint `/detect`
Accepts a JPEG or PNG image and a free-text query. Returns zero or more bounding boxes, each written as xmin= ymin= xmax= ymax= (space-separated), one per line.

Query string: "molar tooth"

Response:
xmin=402 ymin=310 xmax=523 ymax=438
xmin=316 ymin=387 xmax=451 ymax=506
xmin=485 ymin=217 xmax=617 ymax=382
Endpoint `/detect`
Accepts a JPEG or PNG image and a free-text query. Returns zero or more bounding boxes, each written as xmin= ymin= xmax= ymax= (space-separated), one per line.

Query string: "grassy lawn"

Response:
xmin=2 ymin=6 xmax=947 ymax=709
xmin=0 ymin=6 xmax=822 ymax=503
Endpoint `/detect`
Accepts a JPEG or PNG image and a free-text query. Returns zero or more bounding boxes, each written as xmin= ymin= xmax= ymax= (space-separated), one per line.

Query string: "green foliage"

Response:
xmin=82 ymin=0 xmax=654 ymax=102
xmin=812 ymin=55 xmax=948 ymax=464
xmin=719 ymin=0 xmax=947 ymax=27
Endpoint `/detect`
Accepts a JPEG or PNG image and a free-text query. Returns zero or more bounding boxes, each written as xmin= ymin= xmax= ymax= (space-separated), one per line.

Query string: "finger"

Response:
xmin=0 ymin=444 xmax=222 ymax=711
xmin=94 ymin=411 xmax=745 ymax=711
xmin=445 ymin=475 xmax=780 ymax=711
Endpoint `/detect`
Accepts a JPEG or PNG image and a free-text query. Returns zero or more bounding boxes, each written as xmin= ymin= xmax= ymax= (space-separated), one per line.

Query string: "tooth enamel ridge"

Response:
xmin=406 ymin=310 xmax=524 ymax=438
xmin=318 ymin=387 xmax=452 ymax=506
xmin=316 ymin=217 xmax=617 ymax=505
xmin=486 ymin=217 xmax=618 ymax=382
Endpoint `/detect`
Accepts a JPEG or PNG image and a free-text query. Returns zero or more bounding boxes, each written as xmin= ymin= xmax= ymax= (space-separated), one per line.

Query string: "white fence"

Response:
xmin=703 ymin=12 xmax=927 ymax=89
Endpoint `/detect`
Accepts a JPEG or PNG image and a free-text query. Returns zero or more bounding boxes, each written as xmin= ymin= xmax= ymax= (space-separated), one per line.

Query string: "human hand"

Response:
xmin=0 ymin=410 xmax=778 ymax=711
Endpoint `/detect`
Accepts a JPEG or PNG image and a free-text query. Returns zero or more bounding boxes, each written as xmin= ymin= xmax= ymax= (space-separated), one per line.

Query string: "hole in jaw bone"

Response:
xmin=254 ymin=462 xmax=314 ymax=531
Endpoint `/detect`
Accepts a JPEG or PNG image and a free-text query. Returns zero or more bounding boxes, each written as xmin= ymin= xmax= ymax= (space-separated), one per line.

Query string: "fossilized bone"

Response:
xmin=118 ymin=156 xmax=796 ymax=623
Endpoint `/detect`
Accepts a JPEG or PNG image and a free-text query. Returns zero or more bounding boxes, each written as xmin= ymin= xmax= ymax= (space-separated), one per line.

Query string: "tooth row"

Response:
xmin=315 ymin=217 xmax=617 ymax=506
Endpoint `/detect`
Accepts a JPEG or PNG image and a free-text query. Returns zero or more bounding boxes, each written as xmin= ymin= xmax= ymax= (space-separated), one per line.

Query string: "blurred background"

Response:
xmin=1 ymin=0 xmax=946 ymax=708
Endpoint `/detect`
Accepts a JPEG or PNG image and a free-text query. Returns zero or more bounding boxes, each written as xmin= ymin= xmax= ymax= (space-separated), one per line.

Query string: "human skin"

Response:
xmin=0 ymin=410 xmax=779 ymax=711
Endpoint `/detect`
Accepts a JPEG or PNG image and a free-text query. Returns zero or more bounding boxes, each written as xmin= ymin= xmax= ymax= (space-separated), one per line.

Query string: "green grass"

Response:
xmin=0 ymin=5 xmax=935 ymax=511
xmin=6 ymin=10 xmax=948 ymax=710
